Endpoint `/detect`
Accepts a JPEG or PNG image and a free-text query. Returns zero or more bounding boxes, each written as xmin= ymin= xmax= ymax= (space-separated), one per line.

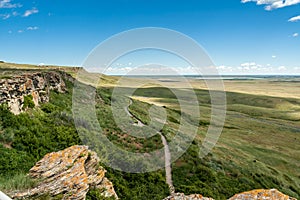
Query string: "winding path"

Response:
xmin=125 ymin=99 xmax=175 ymax=194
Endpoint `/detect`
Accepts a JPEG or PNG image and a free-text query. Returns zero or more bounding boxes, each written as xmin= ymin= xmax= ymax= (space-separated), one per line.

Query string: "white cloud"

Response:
xmin=293 ymin=32 xmax=299 ymax=37
xmin=278 ymin=66 xmax=287 ymax=70
xmin=0 ymin=13 xmax=10 ymax=19
xmin=288 ymin=15 xmax=300 ymax=22
xmin=23 ymin=7 xmax=38 ymax=17
xmin=272 ymin=55 xmax=276 ymax=58
xmin=27 ymin=26 xmax=39 ymax=30
xmin=240 ymin=62 xmax=258 ymax=67
xmin=18 ymin=30 xmax=23 ymax=33
xmin=0 ymin=0 xmax=22 ymax=8
xmin=214 ymin=62 xmax=299 ymax=74
xmin=241 ymin=0 xmax=300 ymax=10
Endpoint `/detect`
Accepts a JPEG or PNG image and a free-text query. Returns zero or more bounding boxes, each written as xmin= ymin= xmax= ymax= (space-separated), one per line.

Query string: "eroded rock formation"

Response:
xmin=0 ymin=71 xmax=71 ymax=114
xmin=10 ymin=145 xmax=118 ymax=200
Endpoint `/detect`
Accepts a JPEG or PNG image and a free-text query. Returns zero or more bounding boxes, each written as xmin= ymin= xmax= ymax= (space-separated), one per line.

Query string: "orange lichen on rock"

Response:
xmin=229 ymin=189 xmax=297 ymax=200
xmin=11 ymin=145 xmax=118 ymax=200
xmin=164 ymin=189 xmax=297 ymax=200
xmin=163 ymin=193 xmax=215 ymax=200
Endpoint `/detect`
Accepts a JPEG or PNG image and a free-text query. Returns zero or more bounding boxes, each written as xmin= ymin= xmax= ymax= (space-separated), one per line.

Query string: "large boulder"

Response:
xmin=11 ymin=145 xmax=118 ymax=200
xmin=229 ymin=189 xmax=297 ymax=200
xmin=163 ymin=189 xmax=297 ymax=200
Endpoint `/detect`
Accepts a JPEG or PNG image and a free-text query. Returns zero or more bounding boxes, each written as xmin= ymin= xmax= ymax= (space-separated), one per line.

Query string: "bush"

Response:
xmin=23 ymin=95 xmax=35 ymax=110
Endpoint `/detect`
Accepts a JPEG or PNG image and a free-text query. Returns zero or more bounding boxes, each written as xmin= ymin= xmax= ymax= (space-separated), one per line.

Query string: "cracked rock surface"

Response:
xmin=10 ymin=145 xmax=118 ymax=200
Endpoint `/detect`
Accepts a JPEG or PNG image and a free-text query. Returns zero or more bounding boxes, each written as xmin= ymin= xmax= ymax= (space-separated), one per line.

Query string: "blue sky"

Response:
xmin=0 ymin=0 xmax=300 ymax=75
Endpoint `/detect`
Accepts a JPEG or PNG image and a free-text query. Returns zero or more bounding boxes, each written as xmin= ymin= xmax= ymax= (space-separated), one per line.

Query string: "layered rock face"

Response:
xmin=0 ymin=71 xmax=70 ymax=114
xmin=11 ymin=145 xmax=118 ymax=200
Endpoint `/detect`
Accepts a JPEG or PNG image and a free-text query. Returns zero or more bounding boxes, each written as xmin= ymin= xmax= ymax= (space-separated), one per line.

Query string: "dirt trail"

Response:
xmin=125 ymin=99 xmax=175 ymax=194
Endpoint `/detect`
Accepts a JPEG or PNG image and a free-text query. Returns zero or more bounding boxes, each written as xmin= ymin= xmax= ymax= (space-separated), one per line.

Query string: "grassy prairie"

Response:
xmin=108 ymin=76 xmax=300 ymax=199
xmin=0 ymin=62 xmax=80 ymax=78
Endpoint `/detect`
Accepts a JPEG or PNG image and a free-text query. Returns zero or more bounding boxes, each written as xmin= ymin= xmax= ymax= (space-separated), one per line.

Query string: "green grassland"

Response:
xmin=125 ymin=82 xmax=300 ymax=199
xmin=0 ymin=66 xmax=299 ymax=199
xmin=0 ymin=62 xmax=80 ymax=78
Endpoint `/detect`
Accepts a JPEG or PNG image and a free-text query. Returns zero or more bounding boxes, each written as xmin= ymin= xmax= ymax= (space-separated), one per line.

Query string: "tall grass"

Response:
xmin=0 ymin=173 xmax=37 ymax=193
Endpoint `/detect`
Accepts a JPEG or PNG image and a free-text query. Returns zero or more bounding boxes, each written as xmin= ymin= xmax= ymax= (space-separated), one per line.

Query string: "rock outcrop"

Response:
xmin=163 ymin=189 xmax=297 ymax=200
xmin=0 ymin=71 xmax=72 ymax=115
xmin=229 ymin=189 xmax=297 ymax=200
xmin=10 ymin=145 xmax=118 ymax=200
xmin=163 ymin=193 xmax=214 ymax=200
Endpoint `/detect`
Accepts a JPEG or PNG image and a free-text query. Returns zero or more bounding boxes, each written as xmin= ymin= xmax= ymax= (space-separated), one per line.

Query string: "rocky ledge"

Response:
xmin=164 ymin=189 xmax=297 ymax=200
xmin=10 ymin=145 xmax=118 ymax=200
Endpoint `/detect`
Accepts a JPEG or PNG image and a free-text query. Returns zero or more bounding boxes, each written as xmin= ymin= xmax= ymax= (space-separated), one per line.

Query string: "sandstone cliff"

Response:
xmin=0 ymin=71 xmax=72 ymax=115
xmin=10 ymin=145 xmax=118 ymax=200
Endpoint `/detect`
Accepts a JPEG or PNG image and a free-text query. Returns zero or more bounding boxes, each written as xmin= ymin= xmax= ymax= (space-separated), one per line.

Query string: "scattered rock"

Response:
xmin=10 ymin=145 xmax=118 ymax=200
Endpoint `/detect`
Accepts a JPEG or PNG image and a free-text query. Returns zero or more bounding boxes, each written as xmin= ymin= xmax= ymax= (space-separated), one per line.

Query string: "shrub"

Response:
xmin=23 ymin=95 xmax=35 ymax=110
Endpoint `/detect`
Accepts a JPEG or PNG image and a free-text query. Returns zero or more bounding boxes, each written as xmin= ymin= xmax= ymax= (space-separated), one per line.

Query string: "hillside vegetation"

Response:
xmin=0 ymin=67 xmax=299 ymax=199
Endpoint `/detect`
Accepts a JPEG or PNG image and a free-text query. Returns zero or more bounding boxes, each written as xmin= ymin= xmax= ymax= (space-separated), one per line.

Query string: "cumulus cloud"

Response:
xmin=293 ymin=32 xmax=299 ymax=37
xmin=0 ymin=0 xmax=22 ymax=8
xmin=23 ymin=7 xmax=38 ymax=17
xmin=288 ymin=15 xmax=300 ymax=22
xmin=214 ymin=62 xmax=299 ymax=74
xmin=241 ymin=0 xmax=300 ymax=10
xmin=240 ymin=62 xmax=262 ymax=69
xmin=0 ymin=13 xmax=10 ymax=19
xmin=99 ymin=63 xmax=202 ymax=76
xmin=278 ymin=66 xmax=287 ymax=70
xmin=27 ymin=26 xmax=39 ymax=30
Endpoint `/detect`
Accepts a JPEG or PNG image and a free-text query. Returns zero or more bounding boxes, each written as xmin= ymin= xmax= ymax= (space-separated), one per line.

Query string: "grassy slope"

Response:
xmin=0 ymin=67 xmax=169 ymax=200
xmin=126 ymin=82 xmax=300 ymax=199
xmin=0 ymin=65 xmax=299 ymax=199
